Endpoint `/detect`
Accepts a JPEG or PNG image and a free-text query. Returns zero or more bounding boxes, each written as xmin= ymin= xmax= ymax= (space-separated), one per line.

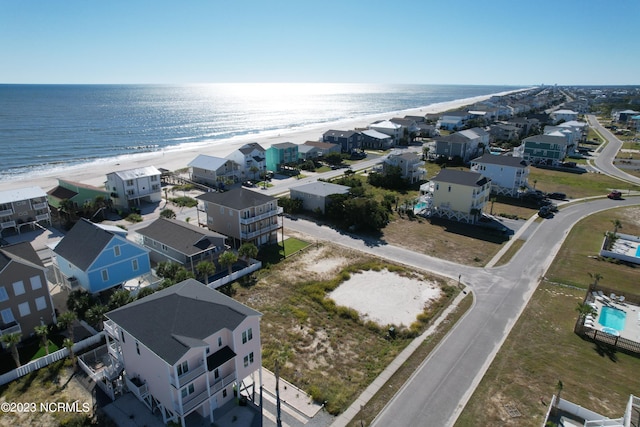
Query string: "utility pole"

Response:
xmin=275 ymin=359 xmax=282 ymax=427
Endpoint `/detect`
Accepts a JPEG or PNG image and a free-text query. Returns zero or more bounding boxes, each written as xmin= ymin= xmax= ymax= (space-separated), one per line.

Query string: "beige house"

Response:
xmin=188 ymin=155 xmax=241 ymax=186
xmin=196 ymin=188 xmax=282 ymax=248
xmin=0 ymin=186 xmax=51 ymax=235
xmin=104 ymin=279 xmax=262 ymax=426
xmin=290 ymin=181 xmax=350 ymax=214
xmin=105 ymin=166 xmax=162 ymax=211
xmin=382 ymin=152 xmax=426 ymax=183
xmin=429 ymin=169 xmax=491 ymax=223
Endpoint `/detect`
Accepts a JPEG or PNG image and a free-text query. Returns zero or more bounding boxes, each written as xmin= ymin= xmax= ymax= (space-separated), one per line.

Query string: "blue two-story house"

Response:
xmin=52 ymin=219 xmax=151 ymax=294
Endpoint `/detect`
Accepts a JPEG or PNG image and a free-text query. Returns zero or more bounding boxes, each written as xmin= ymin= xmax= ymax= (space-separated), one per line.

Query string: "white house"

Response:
xmin=106 ymin=166 xmax=162 ymax=211
xmin=438 ymin=111 xmax=471 ymax=130
xmin=382 ymin=152 xmax=426 ymax=183
xmin=551 ymin=109 xmax=578 ymax=124
xmin=368 ymin=120 xmax=402 ymax=142
xmin=104 ymin=279 xmax=262 ymax=427
xmin=470 ymin=153 xmax=529 ymax=196
xmin=225 ymin=142 xmax=267 ymax=180
xmin=290 ymin=181 xmax=350 ymax=214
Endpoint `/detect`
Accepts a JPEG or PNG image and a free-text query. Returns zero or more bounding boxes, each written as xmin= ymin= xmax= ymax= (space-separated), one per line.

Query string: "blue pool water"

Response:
xmin=599 ymin=306 xmax=626 ymax=331
xmin=636 ymin=245 xmax=640 ymax=257
xmin=414 ymin=202 xmax=427 ymax=210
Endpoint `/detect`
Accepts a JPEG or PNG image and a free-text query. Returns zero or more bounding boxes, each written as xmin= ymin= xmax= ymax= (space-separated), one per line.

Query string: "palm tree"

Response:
xmin=57 ymin=311 xmax=77 ymax=342
xmin=238 ymin=243 xmax=258 ymax=267
xmin=1 ymin=332 xmax=22 ymax=368
xmin=588 ymin=272 xmax=603 ymax=288
xmin=108 ymin=289 xmax=132 ymax=310
xmin=34 ymin=324 xmax=50 ymax=355
xmin=86 ymin=304 xmax=108 ymax=331
xmin=249 ymin=165 xmax=259 ymax=181
xmin=63 ymin=338 xmax=76 ymax=370
xmin=196 ymin=260 xmax=216 ymax=285
xmin=159 ymin=208 xmax=176 ymax=219
xmin=219 ymin=251 xmax=238 ymax=275
xmin=612 ymin=219 xmax=622 ymax=236
xmin=575 ymin=302 xmax=597 ymax=320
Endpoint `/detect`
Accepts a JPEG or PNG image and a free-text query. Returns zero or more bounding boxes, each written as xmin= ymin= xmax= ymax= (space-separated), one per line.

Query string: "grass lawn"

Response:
xmin=528 ymin=167 xmax=640 ymax=199
xmin=455 ymin=206 xmax=640 ymax=426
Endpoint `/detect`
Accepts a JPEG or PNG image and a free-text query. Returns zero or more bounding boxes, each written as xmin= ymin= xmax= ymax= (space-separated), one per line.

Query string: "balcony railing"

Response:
xmin=125 ymin=375 xmax=149 ymax=399
xmin=0 ymin=209 xmax=13 ymax=217
xmin=36 ymin=214 xmax=50 ymax=222
xmin=103 ymin=320 xmax=118 ymax=339
xmin=211 ymin=372 xmax=236 ymax=393
xmin=239 ymin=207 xmax=283 ymax=224
xmin=126 ymin=189 xmax=160 ymax=200
xmin=241 ymin=222 xmax=281 ymax=240
xmin=0 ymin=220 xmax=16 ymax=230
xmin=176 ymin=388 xmax=210 ymax=416
xmin=0 ymin=322 xmax=22 ymax=336
xmin=32 ymin=202 xmax=48 ymax=210
xmin=170 ymin=363 xmax=206 ymax=389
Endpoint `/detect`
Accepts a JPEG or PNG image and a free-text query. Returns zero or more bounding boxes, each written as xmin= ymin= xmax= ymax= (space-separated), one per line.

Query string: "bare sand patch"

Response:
xmin=329 ymin=269 xmax=442 ymax=327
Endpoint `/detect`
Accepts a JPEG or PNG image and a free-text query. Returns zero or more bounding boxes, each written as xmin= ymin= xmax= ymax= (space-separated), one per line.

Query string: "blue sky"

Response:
xmin=1 ymin=0 xmax=638 ymax=85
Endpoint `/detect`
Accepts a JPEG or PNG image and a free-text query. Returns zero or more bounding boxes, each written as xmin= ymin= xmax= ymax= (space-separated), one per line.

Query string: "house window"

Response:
xmin=35 ymin=296 xmax=47 ymax=311
xmin=161 ymin=244 xmax=168 ymax=251
xmin=244 ymin=352 xmax=254 ymax=367
xmin=126 ymin=179 xmax=134 ymax=186
xmin=242 ymin=328 xmax=253 ymax=344
xmin=181 ymin=384 xmax=195 ymax=399
xmin=177 ymin=360 xmax=189 ymax=376
xmin=214 ymin=368 xmax=220 ymax=380
xmin=30 ymin=275 xmax=43 ymax=290
xmin=121 ymin=330 xmax=125 ymax=342
xmin=114 ymin=246 xmax=121 ymax=257
xmin=0 ymin=287 xmax=8 ymax=302
xmin=1 ymin=308 xmax=15 ymax=324
xmin=18 ymin=302 xmax=30 ymax=317
xmin=150 ymin=175 xmax=158 ymax=182
xmin=101 ymin=270 xmax=109 ymax=281
xmin=12 ymin=281 xmax=25 ymax=296
xmin=218 ymin=337 xmax=222 ymax=347
xmin=152 ymin=184 xmax=160 ymax=191
xmin=136 ymin=342 xmax=140 ymax=355
xmin=448 ymin=186 xmax=451 ymax=192
xmin=222 ymin=388 xmax=227 ymax=398
xmin=132 ymin=259 xmax=139 ymax=271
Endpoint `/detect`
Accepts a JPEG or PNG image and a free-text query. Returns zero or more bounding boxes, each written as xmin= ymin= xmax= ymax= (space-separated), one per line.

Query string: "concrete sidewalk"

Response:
xmin=261 ymin=368 xmax=323 ymax=420
xmin=330 ymin=286 xmax=471 ymax=427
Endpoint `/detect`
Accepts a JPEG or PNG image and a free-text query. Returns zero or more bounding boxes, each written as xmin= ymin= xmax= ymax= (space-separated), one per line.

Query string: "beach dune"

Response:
xmin=0 ymin=91 xmax=518 ymax=194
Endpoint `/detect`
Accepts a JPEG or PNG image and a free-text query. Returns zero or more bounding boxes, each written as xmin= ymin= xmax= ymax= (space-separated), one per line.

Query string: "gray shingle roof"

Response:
xmin=136 ymin=218 xmax=226 ymax=256
xmin=432 ymin=169 xmax=488 ymax=187
xmin=0 ymin=242 xmax=45 ymax=273
xmin=53 ymin=219 xmax=114 ymax=270
xmin=196 ymin=188 xmax=276 ymax=211
xmin=471 ymin=153 xmax=528 ymax=168
xmin=106 ymin=279 xmax=261 ymax=365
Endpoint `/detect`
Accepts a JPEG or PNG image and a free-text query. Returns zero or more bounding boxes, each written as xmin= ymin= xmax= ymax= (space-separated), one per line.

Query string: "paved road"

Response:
xmin=587 ymin=114 xmax=639 ymax=186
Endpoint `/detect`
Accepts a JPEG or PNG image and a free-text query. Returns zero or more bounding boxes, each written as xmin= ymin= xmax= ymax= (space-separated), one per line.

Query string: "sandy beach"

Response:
xmin=0 ymin=90 xmax=519 ymax=194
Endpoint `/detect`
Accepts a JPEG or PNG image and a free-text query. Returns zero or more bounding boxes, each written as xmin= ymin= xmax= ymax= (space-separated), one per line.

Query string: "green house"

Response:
xmin=47 ymin=179 xmax=110 ymax=210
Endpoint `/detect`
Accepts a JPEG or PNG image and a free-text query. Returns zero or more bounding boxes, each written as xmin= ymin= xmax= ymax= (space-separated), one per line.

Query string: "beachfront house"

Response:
xmin=52 ymin=219 xmax=151 ymax=294
xmin=188 ymin=155 xmax=240 ymax=186
xmin=489 ymin=123 xmax=520 ymax=143
xmin=46 ymin=179 xmax=111 ymax=220
xmin=225 ymin=143 xmax=267 ymax=181
xmin=106 ymin=166 xmax=162 ymax=211
xmin=470 ymin=153 xmax=529 ymax=197
xmin=289 ymin=181 xmax=350 ymax=214
xmin=136 ymin=217 xmax=227 ymax=274
xmin=103 ymin=279 xmax=262 ymax=426
xmin=428 ymin=169 xmax=491 ymax=223
xmin=196 ymin=188 xmax=282 ymax=248
xmin=322 ymin=130 xmax=363 ymax=153
xmin=381 ymin=152 xmax=426 ymax=183
xmin=368 ymin=120 xmax=402 ymax=143
xmin=0 ymin=186 xmax=51 ymax=236
xmin=438 ymin=111 xmax=472 ymax=130
xmin=520 ymin=134 xmax=569 ymax=166
xmin=297 ymin=141 xmax=341 ymax=161
xmin=0 ymin=242 xmax=56 ymax=341
xmin=265 ymin=142 xmax=298 ymax=172
xmin=361 ymin=129 xmax=393 ymax=150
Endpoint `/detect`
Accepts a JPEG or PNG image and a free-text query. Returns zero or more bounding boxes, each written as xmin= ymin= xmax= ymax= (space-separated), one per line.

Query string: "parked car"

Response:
xmin=538 ymin=206 xmax=553 ymax=218
xmin=242 ymin=181 xmax=255 ymax=188
xmin=607 ymin=191 xmax=622 ymax=200
xmin=547 ymin=192 xmax=566 ymax=200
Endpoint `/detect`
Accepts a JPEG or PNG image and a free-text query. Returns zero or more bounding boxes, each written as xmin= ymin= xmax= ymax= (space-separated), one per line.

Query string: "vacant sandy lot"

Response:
xmin=329 ymin=269 xmax=442 ymax=327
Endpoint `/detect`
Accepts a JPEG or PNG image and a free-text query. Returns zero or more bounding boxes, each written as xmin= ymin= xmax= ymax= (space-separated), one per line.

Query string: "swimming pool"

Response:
xmin=414 ymin=202 xmax=427 ymax=211
xmin=598 ymin=306 xmax=626 ymax=332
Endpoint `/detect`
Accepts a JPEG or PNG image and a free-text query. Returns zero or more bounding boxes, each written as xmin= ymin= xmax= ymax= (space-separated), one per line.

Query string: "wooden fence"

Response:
xmin=0 ymin=332 xmax=105 ymax=386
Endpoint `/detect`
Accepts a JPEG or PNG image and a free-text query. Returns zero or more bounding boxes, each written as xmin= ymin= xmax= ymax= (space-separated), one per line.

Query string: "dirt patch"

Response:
xmin=329 ymin=269 xmax=442 ymax=327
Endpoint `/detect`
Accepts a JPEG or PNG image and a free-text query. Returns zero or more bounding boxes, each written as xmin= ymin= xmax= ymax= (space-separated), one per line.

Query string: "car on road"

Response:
xmin=547 ymin=192 xmax=566 ymax=200
xmin=538 ymin=205 xmax=553 ymax=218
xmin=607 ymin=191 xmax=622 ymax=200
xmin=242 ymin=181 xmax=255 ymax=188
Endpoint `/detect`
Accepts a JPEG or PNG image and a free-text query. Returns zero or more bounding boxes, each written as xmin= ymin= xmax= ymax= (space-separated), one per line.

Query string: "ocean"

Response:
xmin=0 ymin=83 xmax=525 ymax=182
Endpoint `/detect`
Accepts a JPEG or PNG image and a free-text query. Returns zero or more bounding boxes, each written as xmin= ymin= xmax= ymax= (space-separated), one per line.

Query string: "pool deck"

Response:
xmin=587 ymin=298 xmax=640 ymax=343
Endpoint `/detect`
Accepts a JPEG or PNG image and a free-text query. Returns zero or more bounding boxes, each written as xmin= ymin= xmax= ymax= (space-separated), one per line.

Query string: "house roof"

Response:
xmin=106 ymin=279 xmax=261 ymax=365
xmin=432 ymin=169 xmax=489 ymax=187
xmin=523 ymin=134 xmax=568 ymax=145
xmin=441 ymin=111 xmax=469 ymax=118
xmin=435 ymin=132 xmax=471 ymax=143
xmin=302 ymin=141 xmax=339 ymax=150
xmin=53 ymin=219 xmax=115 ymax=270
xmin=136 ymin=218 xmax=226 ymax=256
xmin=290 ymin=181 xmax=350 ymax=197
xmin=471 ymin=153 xmax=528 ymax=168
xmin=0 ymin=186 xmax=47 ymax=203
xmin=47 ymin=186 xmax=78 ymax=201
xmin=238 ymin=142 xmax=266 ymax=154
xmin=369 ymin=120 xmax=401 ymax=130
xmin=108 ymin=166 xmax=160 ymax=180
xmin=0 ymin=242 xmax=45 ymax=274
xmin=361 ymin=129 xmax=391 ymax=140
xmin=323 ymin=130 xmax=359 ymax=138
xmin=197 ymin=188 xmax=276 ymax=211
xmin=270 ymin=142 xmax=297 ymax=149
xmin=188 ymin=154 xmax=228 ymax=170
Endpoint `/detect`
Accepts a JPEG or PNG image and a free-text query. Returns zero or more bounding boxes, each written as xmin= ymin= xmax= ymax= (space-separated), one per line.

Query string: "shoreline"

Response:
xmin=0 ymin=89 xmax=525 ymax=193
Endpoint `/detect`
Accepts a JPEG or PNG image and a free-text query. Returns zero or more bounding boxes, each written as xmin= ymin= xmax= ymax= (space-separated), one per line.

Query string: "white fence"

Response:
xmin=0 ymin=332 xmax=105 ymax=386
xmin=208 ymin=260 xmax=262 ymax=290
